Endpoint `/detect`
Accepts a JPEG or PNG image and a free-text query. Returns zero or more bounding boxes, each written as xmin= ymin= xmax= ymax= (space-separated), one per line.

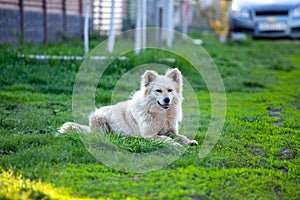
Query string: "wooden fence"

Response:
xmin=0 ymin=0 xmax=92 ymax=43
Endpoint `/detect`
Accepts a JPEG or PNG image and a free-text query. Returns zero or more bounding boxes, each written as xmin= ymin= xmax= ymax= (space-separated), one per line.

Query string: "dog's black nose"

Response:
xmin=164 ymin=97 xmax=170 ymax=104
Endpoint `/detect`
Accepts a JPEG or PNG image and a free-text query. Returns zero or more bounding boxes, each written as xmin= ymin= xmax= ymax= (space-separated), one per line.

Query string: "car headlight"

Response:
xmin=231 ymin=3 xmax=250 ymax=19
xmin=291 ymin=5 xmax=300 ymax=18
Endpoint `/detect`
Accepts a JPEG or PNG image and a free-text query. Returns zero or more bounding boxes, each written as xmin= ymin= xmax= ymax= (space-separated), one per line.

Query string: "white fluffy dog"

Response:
xmin=59 ymin=68 xmax=198 ymax=146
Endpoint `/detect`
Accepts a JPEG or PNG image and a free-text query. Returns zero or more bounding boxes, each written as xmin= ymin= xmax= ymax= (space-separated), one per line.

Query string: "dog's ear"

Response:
xmin=166 ymin=68 xmax=182 ymax=84
xmin=141 ymin=70 xmax=158 ymax=87
xmin=166 ymin=68 xmax=183 ymax=93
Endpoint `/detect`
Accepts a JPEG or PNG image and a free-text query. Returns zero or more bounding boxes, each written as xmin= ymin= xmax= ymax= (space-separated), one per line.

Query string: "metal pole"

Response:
xmin=134 ymin=0 xmax=141 ymax=54
xmin=166 ymin=0 xmax=174 ymax=47
xmin=182 ymin=0 xmax=188 ymax=39
xmin=84 ymin=0 xmax=90 ymax=55
xmin=108 ymin=0 xmax=115 ymax=53
xmin=141 ymin=0 xmax=146 ymax=49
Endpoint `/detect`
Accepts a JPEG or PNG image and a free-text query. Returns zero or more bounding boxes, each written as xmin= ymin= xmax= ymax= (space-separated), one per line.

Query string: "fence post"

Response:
xmin=19 ymin=0 xmax=24 ymax=43
xmin=63 ymin=0 xmax=67 ymax=34
xmin=43 ymin=0 xmax=47 ymax=43
xmin=79 ymin=0 xmax=83 ymax=38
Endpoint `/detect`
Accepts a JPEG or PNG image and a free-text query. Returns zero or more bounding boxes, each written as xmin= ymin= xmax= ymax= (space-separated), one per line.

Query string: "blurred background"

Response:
xmin=0 ymin=0 xmax=223 ymax=44
xmin=2 ymin=0 xmax=300 ymax=45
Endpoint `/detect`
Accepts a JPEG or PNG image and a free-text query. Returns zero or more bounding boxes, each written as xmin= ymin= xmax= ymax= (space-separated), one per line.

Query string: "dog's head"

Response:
xmin=141 ymin=68 xmax=183 ymax=110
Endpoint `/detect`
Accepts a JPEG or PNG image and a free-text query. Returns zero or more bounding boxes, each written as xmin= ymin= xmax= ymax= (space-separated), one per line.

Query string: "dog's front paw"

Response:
xmin=58 ymin=122 xmax=73 ymax=133
xmin=188 ymin=140 xmax=198 ymax=146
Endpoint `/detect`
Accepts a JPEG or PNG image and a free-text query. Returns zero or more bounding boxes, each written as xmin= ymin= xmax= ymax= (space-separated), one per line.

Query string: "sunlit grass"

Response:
xmin=0 ymin=168 xmax=91 ymax=200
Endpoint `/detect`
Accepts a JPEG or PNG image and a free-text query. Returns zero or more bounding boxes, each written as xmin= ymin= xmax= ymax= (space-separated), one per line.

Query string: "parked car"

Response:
xmin=229 ymin=0 xmax=300 ymax=38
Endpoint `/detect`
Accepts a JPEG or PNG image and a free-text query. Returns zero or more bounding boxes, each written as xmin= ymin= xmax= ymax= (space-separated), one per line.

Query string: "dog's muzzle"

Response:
xmin=157 ymin=101 xmax=170 ymax=109
xmin=157 ymin=98 xmax=171 ymax=110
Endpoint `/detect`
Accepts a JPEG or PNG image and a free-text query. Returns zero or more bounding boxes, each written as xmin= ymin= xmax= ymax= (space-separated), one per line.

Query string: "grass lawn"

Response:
xmin=0 ymin=33 xmax=300 ymax=199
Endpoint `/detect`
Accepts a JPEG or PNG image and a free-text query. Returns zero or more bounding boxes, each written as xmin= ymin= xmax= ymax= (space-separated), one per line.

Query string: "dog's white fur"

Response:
xmin=59 ymin=68 xmax=198 ymax=146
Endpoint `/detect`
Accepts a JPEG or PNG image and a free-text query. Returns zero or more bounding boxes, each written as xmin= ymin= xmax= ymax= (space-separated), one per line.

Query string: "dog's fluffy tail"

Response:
xmin=58 ymin=122 xmax=90 ymax=133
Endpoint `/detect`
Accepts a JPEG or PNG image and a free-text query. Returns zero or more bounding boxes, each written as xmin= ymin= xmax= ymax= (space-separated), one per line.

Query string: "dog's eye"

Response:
xmin=155 ymin=89 xmax=162 ymax=93
xmin=168 ymin=89 xmax=173 ymax=92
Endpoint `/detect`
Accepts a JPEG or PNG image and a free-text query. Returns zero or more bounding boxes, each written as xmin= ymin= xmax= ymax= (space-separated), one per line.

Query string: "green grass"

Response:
xmin=0 ymin=33 xmax=300 ymax=199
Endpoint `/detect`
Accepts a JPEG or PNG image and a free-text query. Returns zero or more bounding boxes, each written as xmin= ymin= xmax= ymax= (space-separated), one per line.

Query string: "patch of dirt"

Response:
xmin=279 ymin=167 xmax=288 ymax=175
xmin=267 ymin=106 xmax=283 ymax=127
xmin=251 ymin=146 xmax=267 ymax=157
xmin=278 ymin=148 xmax=296 ymax=161
xmin=246 ymin=145 xmax=267 ymax=157
xmin=274 ymin=186 xmax=283 ymax=200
